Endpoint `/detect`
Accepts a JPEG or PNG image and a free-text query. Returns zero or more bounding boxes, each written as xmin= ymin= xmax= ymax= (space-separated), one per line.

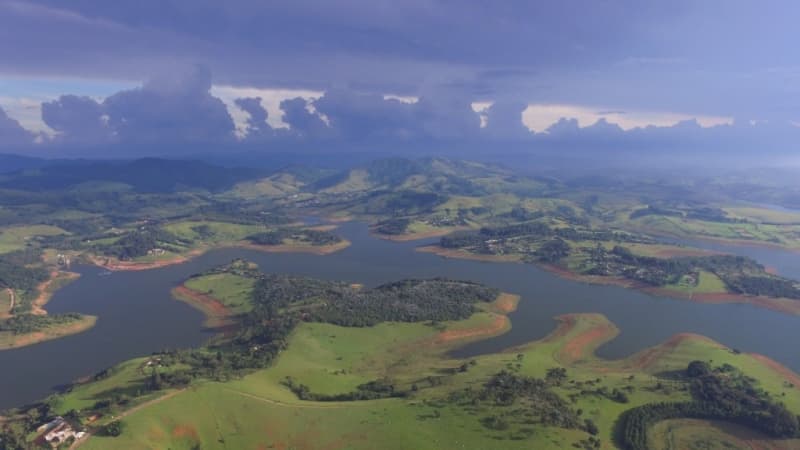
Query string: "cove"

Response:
xmin=2 ymin=221 xmax=800 ymax=411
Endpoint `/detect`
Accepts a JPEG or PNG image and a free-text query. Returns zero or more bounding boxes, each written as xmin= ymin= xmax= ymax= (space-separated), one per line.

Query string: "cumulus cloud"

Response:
xmin=41 ymin=95 xmax=108 ymax=143
xmin=481 ymin=101 xmax=532 ymax=139
xmin=279 ymin=97 xmax=331 ymax=139
xmin=312 ymin=89 xmax=418 ymax=140
xmin=234 ymin=97 xmax=273 ymax=139
xmin=103 ymin=66 xmax=235 ymax=143
xmin=0 ymin=106 xmax=36 ymax=146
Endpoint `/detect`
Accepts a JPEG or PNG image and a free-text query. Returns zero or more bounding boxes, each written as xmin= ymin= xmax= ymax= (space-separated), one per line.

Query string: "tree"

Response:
xmin=103 ymin=420 xmax=124 ymax=437
xmin=546 ymin=367 xmax=568 ymax=386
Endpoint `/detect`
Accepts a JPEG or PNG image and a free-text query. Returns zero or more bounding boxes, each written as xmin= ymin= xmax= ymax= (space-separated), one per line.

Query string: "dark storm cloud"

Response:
xmin=1 ymin=0 xmax=799 ymax=161
xmin=310 ymin=88 xmax=481 ymax=141
xmin=279 ymin=97 xmax=331 ymax=139
xmin=482 ymin=102 xmax=532 ymax=139
xmin=0 ymin=106 xmax=35 ymax=145
xmin=234 ymin=97 xmax=273 ymax=139
xmin=33 ymin=67 xmax=235 ymax=147
xmin=102 ymin=66 xmax=235 ymax=143
xmin=6 ymin=0 xmax=799 ymax=120
xmin=41 ymin=95 xmax=108 ymax=143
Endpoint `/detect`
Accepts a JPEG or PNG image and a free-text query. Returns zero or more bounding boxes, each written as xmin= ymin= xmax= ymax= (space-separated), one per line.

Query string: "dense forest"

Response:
xmin=439 ymin=223 xmax=800 ymax=300
xmin=98 ymin=227 xmax=187 ymax=260
xmin=0 ymin=257 xmax=48 ymax=294
xmin=147 ymin=270 xmax=500 ymax=388
xmin=445 ymin=369 xmax=601 ymax=448
xmin=0 ymin=313 xmax=85 ymax=334
xmin=246 ymin=228 xmax=342 ymax=246
xmin=614 ymin=361 xmax=800 ymax=449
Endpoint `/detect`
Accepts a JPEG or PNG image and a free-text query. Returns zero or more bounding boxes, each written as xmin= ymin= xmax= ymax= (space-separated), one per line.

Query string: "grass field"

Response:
xmin=725 ymin=206 xmax=800 ymax=225
xmin=0 ymin=224 xmax=67 ymax=254
xmin=649 ymin=419 xmax=800 ymax=450
xmin=183 ymin=273 xmax=256 ymax=315
xmin=77 ymin=311 xmax=800 ymax=450
xmin=662 ymin=270 xmax=728 ymax=296
xmin=162 ymin=220 xmax=266 ymax=244
xmin=629 ymin=215 xmax=800 ymax=247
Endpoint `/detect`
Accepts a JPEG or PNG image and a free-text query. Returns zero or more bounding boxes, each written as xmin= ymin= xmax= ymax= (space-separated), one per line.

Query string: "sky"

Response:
xmin=0 ymin=0 xmax=799 ymax=162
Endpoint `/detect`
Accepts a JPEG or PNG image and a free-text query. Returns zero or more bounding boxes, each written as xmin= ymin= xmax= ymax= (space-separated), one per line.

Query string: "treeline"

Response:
xmin=0 ymin=256 xmax=48 ymax=293
xmin=630 ymin=204 xmax=741 ymax=223
xmin=448 ymin=370 xmax=596 ymax=435
xmin=614 ymin=361 xmax=800 ymax=450
xmin=99 ymin=227 xmax=187 ymax=260
xmin=726 ymin=275 xmax=800 ymax=299
xmin=246 ymin=228 xmax=342 ymax=246
xmin=8 ymin=268 xmax=502 ymax=437
xmin=374 ymin=218 xmax=410 ymax=235
xmin=598 ymin=246 xmax=800 ymax=298
xmin=283 ymin=376 xmax=405 ymax=401
xmin=440 ymin=222 xmax=648 ymax=253
xmin=0 ymin=313 xmax=84 ymax=334
xmin=152 ymin=272 xmax=498 ymax=387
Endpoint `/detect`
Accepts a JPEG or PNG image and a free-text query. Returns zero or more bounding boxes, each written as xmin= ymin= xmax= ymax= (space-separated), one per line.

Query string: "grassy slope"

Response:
xmin=81 ymin=311 xmax=800 ymax=450
xmin=0 ymin=225 xmax=67 ymax=254
xmin=183 ymin=273 xmax=255 ymax=315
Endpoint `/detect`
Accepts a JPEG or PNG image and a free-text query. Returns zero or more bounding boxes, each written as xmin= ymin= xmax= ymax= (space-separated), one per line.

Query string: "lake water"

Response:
xmin=2 ymin=222 xmax=800 ymax=410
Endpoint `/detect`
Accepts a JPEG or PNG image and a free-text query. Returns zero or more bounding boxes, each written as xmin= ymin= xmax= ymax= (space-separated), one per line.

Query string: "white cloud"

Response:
xmin=471 ymin=101 xmax=493 ymax=128
xmin=211 ymin=85 xmax=323 ymax=133
xmin=0 ymin=96 xmax=53 ymax=135
xmin=383 ymin=94 xmax=418 ymax=104
xmin=521 ymin=103 xmax=733 ymax=133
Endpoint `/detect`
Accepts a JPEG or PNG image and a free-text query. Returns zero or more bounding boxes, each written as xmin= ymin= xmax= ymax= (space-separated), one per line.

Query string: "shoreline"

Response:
xmin=418 ymin=244 xmax=800 ymax=317
xmin=31 ymin=270 xmax=81 ymax=315
xmin=371 ymin=226 xmax=473 ymax=242
xmin=89 ymin=239 xmax=352 ymax=272
xmin=430 ymin=293 xmax=520 ymax=347
xmin=171 ymin=285 xmax=236 ymax=330
xmin=524 ymin=313 xmax=800 ymax=386
xmin=0 ymin=315 xmax=97 ymax=351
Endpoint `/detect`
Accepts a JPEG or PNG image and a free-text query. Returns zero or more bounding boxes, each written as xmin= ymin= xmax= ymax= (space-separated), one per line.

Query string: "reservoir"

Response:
xmin=2 ymin=222 xmax=799 ymax=410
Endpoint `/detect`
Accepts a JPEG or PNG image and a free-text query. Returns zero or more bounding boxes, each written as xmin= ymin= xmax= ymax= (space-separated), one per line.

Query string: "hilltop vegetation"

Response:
xmin=5 ymin=157 xmax=800 ymax=448
xmin=4 ymin=264 xmax=799 ymax=449
xmin=433 ymin=219 xmax=800 ymax=305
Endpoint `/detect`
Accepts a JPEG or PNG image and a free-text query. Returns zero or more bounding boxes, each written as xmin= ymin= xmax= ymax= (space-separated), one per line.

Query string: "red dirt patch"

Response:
xmin=543 ymin=314 xmax=577 ymax=342
xmin=31 ymin=270 xmax=79 ymax=315
xmin=435 ymin=315 xmax=509 ymax=343
xmin=172 ymin=285 xmax=234 ymax=329
xmin=171 ymin=423 xmax=200 ymax=441
xmin=492 ymin=293 xmax=520 ymax=313
xmin=558 ymin=318 xmax=617 ymax=364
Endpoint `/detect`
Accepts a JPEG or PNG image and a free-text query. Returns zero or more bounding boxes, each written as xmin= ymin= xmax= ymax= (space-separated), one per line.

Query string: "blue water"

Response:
xmin=2 ymin=222 xmax=799 ymax=410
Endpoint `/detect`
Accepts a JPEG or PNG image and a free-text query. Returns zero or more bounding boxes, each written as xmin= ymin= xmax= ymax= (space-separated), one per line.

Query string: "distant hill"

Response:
xmin=0 ymin=157 xmax=268 ymax=193
xmin=0 ymin=154 xmax=49 ymax=173
xmin=308 ymin=157 xmax=553 ymax=197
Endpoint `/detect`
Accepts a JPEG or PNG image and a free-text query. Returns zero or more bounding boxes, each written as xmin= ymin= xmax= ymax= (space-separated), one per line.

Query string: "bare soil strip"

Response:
xmin=171 ymin=285 xmax=234 ymax=329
